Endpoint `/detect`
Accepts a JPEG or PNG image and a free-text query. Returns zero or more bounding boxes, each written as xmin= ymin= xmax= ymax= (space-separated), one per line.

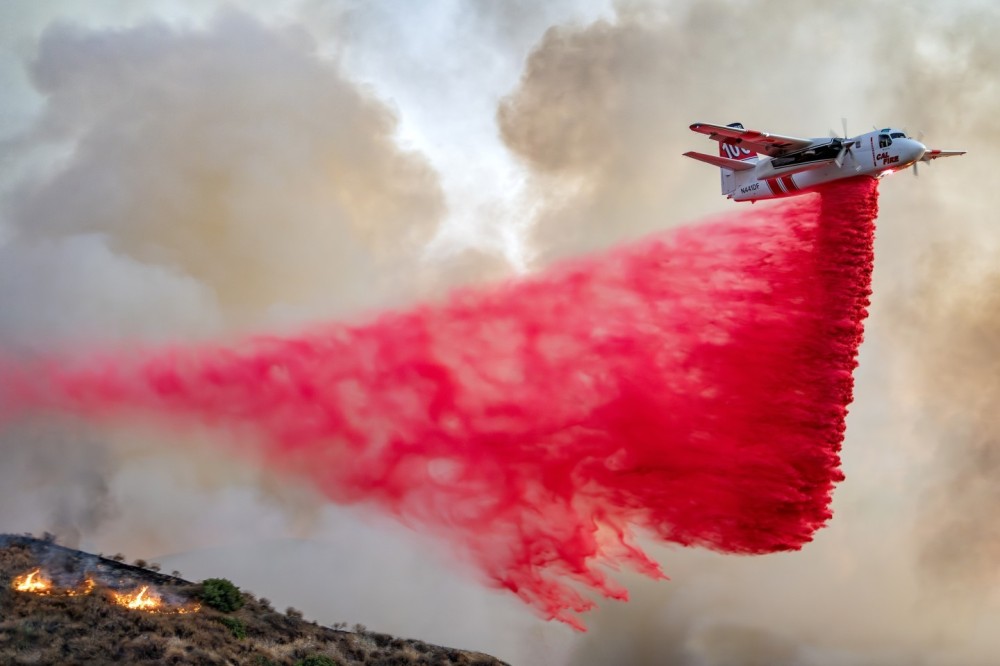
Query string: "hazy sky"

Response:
xmin=2 ymin=2 xmax=999 ymax=665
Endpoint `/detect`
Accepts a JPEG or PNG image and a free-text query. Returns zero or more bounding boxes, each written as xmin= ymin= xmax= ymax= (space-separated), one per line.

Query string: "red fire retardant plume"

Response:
xmin=10 ymin=176 xmax=878 ymax=629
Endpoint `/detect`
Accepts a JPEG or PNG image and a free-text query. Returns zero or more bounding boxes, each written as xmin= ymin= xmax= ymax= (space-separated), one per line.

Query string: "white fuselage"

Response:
xmin=729 ymin=128 xmax=925 ymax=202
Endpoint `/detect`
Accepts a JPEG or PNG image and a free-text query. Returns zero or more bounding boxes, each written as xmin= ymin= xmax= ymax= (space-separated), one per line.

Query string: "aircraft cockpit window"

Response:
xmin=879 ymin=134 xmax=892 ymax=148
xmin=890 ymin=132 xmax=905 ymax=139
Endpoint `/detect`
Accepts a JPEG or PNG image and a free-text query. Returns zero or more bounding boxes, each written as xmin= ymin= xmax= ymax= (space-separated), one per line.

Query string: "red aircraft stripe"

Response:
xmin=781 ymin=175 xmax=798 ymax=192
xmin=766 ymin=178 xmax=784 ymax=196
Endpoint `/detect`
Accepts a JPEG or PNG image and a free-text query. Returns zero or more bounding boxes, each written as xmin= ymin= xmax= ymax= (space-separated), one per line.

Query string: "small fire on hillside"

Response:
xmin=12 ymin=567 xmax=197 ymax=613
xmin=114 ymin=585 xmax=161 ymax=611
xmin=13 ymin=568 xmax=98 ymax=596
xmin=14 ymin=569 xmax=52 ymax=593
xmin=113 ymin=585 xmax=200 ymax=614
xmin=66 ymin=577 xmax=96 ymax=597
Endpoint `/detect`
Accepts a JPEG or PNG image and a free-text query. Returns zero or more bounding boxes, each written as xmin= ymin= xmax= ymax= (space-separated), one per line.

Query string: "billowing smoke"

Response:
xmin=5 ymin=11 xmax=444 ymax=332
xmin=7 ymin=177 xmax=877 ymax=629
xmin=0 ymin=419 xmax=115 ymax=549
xmin=897 ymin=253 xmax=1000 ymax=585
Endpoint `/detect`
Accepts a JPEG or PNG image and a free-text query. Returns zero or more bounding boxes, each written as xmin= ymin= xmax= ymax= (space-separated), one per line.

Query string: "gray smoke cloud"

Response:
xmin=0 ymin=419 xmax=116 ymax=549
xmin=896 ymin=248 xmax=1000 ymax=585
xmin=7 ymin=11 xmax=446 ymax=327
xmin=3 ymin=1 xmax=1000 ymax=664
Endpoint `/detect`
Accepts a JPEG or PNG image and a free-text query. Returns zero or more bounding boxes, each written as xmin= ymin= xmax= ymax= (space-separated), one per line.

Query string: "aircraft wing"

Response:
xmin=690 ymin=122 xmax=815 ymax=157
xmin=921 ymin=149 xmax=966 ymax=162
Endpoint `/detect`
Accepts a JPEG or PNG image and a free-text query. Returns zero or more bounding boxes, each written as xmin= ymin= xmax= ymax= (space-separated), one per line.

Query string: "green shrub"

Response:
xmin=294 ymin=656 xmax=338 ymax=666
xmin=216 ymin=616 xmax=247 ymax=640
xmin=200 ymin=578 xmax=245 ymax=612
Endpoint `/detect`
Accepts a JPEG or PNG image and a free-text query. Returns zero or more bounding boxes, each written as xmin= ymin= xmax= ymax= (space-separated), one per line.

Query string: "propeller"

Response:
xmin=831 ymin=117 xmax=853 ymax=168
xmin=911 ymin=130 xmax=925 ymax=177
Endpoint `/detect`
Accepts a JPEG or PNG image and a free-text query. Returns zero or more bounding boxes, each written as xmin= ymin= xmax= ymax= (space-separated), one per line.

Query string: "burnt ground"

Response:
xmin=0 ymin=534 xmax=509 ymax=666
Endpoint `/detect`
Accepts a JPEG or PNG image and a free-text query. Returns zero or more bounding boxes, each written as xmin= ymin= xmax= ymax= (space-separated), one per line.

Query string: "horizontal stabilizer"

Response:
xmin=921 ymin=149 xmax=966 ymax=162
xmin=683 ymin=151 xmax=756 ymax=171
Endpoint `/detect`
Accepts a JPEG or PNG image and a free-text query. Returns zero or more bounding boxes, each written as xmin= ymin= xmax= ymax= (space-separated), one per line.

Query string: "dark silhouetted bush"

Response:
xmin=200 ymin=578 xmax=245 ymax=612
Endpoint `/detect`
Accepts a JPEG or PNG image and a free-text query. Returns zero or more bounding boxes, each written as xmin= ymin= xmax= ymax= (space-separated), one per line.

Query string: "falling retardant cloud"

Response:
xmin=6 ymin=178 xmax=877 ymax=631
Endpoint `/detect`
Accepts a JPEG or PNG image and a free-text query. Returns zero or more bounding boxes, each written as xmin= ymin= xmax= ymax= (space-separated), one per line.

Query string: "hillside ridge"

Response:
xmin=0 ymin=533 xmax=509 ymax=666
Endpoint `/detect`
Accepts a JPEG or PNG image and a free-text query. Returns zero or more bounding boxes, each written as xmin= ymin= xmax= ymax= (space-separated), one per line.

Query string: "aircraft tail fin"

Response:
xmin=715 ymin=122 xmax=758 ymax=195
xmin=683 ymin=121 xmax=759 ymax=196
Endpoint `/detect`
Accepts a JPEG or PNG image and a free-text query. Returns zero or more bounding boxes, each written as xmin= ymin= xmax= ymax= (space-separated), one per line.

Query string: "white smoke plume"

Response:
xmin=8 ymin=11 xmax=447 ymax=327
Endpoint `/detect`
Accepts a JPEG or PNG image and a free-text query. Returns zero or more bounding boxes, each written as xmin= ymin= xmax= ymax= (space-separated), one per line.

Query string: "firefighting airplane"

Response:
xmin=684 ymin=122 xmax=964 ymax=202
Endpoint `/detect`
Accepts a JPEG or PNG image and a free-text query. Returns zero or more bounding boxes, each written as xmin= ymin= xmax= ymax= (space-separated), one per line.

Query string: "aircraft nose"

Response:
xmin=909 ymin=139 xmax=927 ymax=163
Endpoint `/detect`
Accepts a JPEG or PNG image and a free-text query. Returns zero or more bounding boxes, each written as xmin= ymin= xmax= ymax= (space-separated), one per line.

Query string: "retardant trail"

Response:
xmin=9 ymin=176 xmax=878 ymax=629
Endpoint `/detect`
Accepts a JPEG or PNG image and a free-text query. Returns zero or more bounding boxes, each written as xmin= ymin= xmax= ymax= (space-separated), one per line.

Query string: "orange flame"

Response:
xmin=13 ymin=570 xmax=195 ymax=613
xmin=66 ymin=578 xmax=96 ymax=597
xmin=111 ymin=584 xmax=200 ymax=614
xmin=174 ymin=602 xmax=202 ymax=615
xmin=13 ymin=569 xmax=52 ymax=593
xmin=12 ymin=569 xmax=95 ymax=596
xmin=114 ymin=585 xmax=162 ymax=611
